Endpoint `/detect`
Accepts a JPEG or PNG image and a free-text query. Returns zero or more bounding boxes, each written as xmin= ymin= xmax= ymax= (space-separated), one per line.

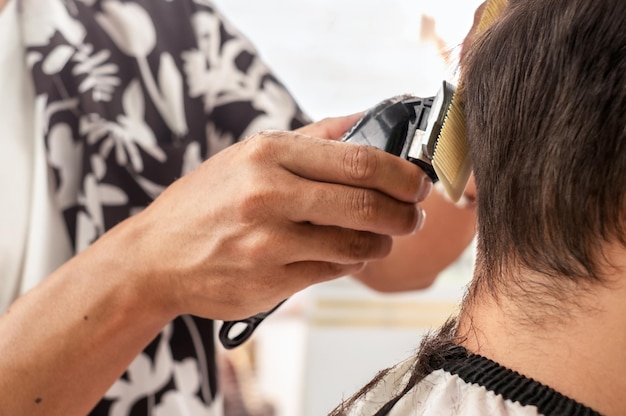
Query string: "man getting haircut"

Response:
xmin=331 ymin=0 xmax=626 ymax=414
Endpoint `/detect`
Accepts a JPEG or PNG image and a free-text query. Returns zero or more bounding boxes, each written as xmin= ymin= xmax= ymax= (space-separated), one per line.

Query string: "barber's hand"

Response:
xmin=118 ymin=115 xmax=432 ymax=320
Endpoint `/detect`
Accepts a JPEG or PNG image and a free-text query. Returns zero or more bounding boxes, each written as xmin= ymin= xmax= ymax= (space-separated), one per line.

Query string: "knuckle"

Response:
xmin=242 ymin=135 xmax=271 ymax=162
xmin=337 ymin=232 xmax=391 ymax=262
xmin=350 ymin=189 xmax=379 ymax=225
xmin=347 ymin=232 xmax=376 ymax=260
xmin=238 ymin=188 xmax=277 ymax=221
xmin=243 ymin=131 xmax=285 ymax=163
xmin=245 ymin=236 xmax=269 ymax=262
xmin=342 ymin=144 xmax=378 ymax=182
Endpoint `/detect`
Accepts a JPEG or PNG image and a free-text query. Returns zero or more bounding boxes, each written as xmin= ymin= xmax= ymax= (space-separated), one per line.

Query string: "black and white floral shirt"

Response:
xmin=14 ymin=0 xmax=308 ymax=414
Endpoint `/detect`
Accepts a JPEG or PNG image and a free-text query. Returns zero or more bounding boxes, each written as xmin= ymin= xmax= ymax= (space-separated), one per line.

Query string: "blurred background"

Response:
xmin=211 ymin=1 xmax=482 ymax=415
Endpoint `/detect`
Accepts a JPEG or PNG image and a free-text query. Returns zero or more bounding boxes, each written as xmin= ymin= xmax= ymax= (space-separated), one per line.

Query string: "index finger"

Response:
xmin=272 ymin=132 xmax=429 ymax=204
xmin=295 ymin=113 xmax=365 ymax=141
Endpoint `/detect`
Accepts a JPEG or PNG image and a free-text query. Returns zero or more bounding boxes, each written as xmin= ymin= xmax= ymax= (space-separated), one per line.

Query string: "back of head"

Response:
xmin=463 ymin=0 xmax=626 ymax=301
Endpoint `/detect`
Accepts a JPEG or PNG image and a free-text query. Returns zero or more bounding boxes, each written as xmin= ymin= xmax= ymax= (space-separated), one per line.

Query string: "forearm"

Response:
xmin=354 ymin=190 xmax=476 ymax=292
xmin=0 ymin=220 xmax=174 ymax=415
xmin=0 ymin=115 xmax=432 ymax=414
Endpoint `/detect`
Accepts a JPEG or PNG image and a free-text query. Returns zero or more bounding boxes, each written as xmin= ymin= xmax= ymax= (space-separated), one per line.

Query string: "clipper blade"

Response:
xmin=432 ymin=0 xmax=508 ymax=203
xmin=477 ymin=0 xmax=509 ymax=33
xmin=432 ymin=90 xmax=470 ymax=203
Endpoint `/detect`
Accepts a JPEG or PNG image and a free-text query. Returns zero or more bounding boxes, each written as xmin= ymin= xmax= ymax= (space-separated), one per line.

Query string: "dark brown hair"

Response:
xmin=330 ymin=0 xmax=626 ymax=413
xmin=464 ymin=0 xmax=626 ymax=301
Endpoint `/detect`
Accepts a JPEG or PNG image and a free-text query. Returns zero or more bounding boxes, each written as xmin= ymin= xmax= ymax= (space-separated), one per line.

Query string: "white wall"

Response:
xmin=212 ymin=0 xmax=483 ymax=119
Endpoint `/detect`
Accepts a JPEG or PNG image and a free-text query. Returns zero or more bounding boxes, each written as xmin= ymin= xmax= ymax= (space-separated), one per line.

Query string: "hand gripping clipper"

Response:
xmin=219 ymin=81 xmax=461 ymax=349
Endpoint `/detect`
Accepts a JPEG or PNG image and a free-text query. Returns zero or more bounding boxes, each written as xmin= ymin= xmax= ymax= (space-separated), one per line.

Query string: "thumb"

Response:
xmin=296 ymin=112 xmax=364 ymax=141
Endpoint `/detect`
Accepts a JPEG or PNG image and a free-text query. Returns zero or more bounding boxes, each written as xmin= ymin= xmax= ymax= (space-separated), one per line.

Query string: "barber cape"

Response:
xmin=0 ymin=0 xmax=307 ymax=414
xmin=340 ymin=344 xmax=601 ymax=416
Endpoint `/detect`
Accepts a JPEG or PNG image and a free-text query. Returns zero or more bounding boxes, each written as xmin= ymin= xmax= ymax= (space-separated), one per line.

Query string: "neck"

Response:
xmin=458 ymin=255 xmax=626 ymax=416
xmin=0 ymin=0 xmax=8 ymax=13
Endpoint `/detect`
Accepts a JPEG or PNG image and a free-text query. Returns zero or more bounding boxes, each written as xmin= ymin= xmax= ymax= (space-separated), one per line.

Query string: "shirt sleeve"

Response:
xmin=22 ymin=0 xmax=310 ymax=250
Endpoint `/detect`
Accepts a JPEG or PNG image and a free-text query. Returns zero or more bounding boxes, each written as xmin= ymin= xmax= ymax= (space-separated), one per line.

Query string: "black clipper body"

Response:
xmin=342 ymin=80 xmax=456 ymax=182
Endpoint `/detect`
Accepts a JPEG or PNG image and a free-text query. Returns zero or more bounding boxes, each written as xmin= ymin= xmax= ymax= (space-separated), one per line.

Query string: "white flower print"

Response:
xmin=181 ymin=315 xmax=213 ymax=404
xmin=90 ymin=154 xmax=107 ymax=180
xmin=134 ymin=175 xmax=167 ymax=200
xmin=96 ymin=1 xmax=188 ymax=136
xmin=102 ymin=319 xmax=218 ymax=415
xmin=42 ymin=45 xmax=75 ymax=75
xmin=182 ymin=49 xmax=210 ymax=100
xmin=76 ymin=171 xmax=128 ymax=251
xmin=183 ymin=11 xmax=269 ymax=112
xmin=95 ymin=1 xmax=156 ymax=58
xmin=192 ymin=0 xmax=215 ymax=7
xmin=47 ymin=122 xmax=84 ymax=210
xmin=206 ymin=121 xmax=235 ymax=157
xmin=79 ymin=80 xmax=166 ymax=172
xmin=157 ymin=52 xmax=188 ymax=137
xmin=117 ymin=80 xmax=167 ymax=162
xmin=26 ymin=51 xmax=43 ymax=69
xmin=43 ymin=97 xmax=80 ymax=135
xmin=241 ymin=78 xmax=302 ymax=138
xmin=182 ymin=142 xmax=203 ymax=176
xmin=154 ymin=359 xmax=219 ymax=416
xmin=73 ymin=44 xmax=121 ymax=102
xmin=191 ymin=10 xmax=222 ymax=68
xmin=105 ymin=325 xmax=176 ymax=416
xmin=76 ymin=211 xmax=99 ymax=253
xmin=22 ymin=0 xmax=86 ymax=47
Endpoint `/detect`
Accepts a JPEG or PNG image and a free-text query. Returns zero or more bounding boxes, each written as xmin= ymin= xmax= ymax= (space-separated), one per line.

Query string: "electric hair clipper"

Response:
xmin=219 ymin=81 xmax=457 ymax=349
xmin=340 ymin=80 xmax=456 ymax=182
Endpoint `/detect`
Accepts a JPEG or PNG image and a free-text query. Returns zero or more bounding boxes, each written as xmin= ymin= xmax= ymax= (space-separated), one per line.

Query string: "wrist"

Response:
xmin=0 ymin=226 xmax=176 ymax=414
xmin=85 ymin=215 xmax=179 ymax=325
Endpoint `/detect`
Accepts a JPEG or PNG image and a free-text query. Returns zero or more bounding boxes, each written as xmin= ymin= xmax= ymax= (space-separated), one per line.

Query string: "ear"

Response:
xmin=460 ymin=2 xmax=488 ymax=62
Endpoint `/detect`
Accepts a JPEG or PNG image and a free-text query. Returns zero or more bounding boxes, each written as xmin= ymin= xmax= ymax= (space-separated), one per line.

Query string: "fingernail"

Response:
xmin=416 ymin=176 xmax=433 ymax=202
xmin=412 ymin=207 xmax=427 ymax=234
